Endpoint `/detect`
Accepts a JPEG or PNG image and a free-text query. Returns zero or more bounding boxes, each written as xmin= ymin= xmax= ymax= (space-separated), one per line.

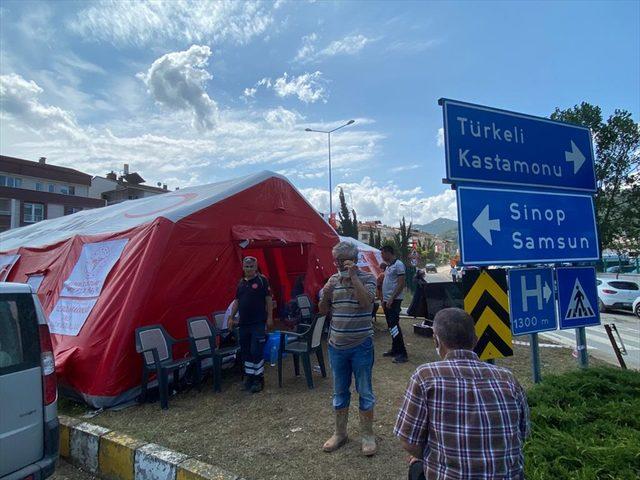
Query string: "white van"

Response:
xmin=0 ymin=283 xmax=58 ymax=480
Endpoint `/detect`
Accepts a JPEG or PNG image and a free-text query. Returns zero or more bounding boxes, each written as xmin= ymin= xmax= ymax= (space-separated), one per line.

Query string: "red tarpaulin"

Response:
xmin=0 ymin=171 xmax=339 ymax=406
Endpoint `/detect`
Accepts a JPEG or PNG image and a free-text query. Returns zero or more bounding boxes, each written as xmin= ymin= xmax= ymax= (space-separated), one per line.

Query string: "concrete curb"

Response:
xmin=59 ymin=415 xmax=242 ymax=480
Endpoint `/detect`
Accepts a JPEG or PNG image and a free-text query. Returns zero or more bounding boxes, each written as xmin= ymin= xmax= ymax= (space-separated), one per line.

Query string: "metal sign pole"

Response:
xmin=576 ymin=326 xmax=588 ymax=368
xmin=530 ymin=333 xmax=541 ymax=383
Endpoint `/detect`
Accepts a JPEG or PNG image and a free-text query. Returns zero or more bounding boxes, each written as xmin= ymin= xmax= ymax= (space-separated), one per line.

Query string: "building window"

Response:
xmin=48 ymin=184 xmax=55 ymax=193
xmin=0 ymin=175 xmax=22 ymax=188
xmin=68 ymin=186 xmax=75 ymax=195
xmin=0 ymin=198 xmax=11 ymax=215
xmin=60 ymin=187 xmax=68 ymax=194
xmin=36 ymin=182 xmax=43 ymax=191
xmin=23 ymin=203 xmax=44 ymax=223
xmin=64 ymin=206 xmax=81 ymax=216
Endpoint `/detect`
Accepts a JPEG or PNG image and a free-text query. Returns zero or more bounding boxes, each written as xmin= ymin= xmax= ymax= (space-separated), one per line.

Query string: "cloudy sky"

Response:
xmin=1 ymin=0 xmax=638 ymax=226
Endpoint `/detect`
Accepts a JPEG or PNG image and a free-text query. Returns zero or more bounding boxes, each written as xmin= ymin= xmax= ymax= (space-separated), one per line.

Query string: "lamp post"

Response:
xmin=400 ymin=201 xmax=425 ymax=225
xmin=305 ymin=119 xmax=355 ymax=218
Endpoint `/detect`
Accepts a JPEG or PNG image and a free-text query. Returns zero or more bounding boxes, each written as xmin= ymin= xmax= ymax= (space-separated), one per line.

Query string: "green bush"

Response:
xmin=525 ymin=367 xmax=640 ymax=480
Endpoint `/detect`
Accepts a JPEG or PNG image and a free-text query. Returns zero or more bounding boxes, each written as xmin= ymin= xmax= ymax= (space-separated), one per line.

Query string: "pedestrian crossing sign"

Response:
xmin=557 ymin=267 xmax=601 ymax=329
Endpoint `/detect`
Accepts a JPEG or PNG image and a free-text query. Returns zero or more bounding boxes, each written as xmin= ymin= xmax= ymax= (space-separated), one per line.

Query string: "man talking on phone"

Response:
xmin=319 ymin=241 xmax=378 ymax=457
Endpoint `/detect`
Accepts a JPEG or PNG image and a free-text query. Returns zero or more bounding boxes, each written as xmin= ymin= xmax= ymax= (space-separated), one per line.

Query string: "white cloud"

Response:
xmin=321 ymin=34 xmax=371 ymax=57
xmin=300 ymin=178 xmax=457 ymax=224
xmin=437 ymin=127 xmax=444 ymax=147
xmin=243 ymin=87 xmax=257 ymax=98
xmin=1 ymin=75 xmax=382 ymax=188
xmin=294 ymin=33 xmax=318 ymax=62
xmin=385 ymin=39 xmax=440 ymax=55
xmin=137 ymin=45 xmax=217 ymax=131
xmin=68 ymin=0 xmax=276 ymax=47
xmin=390 ymin=164 xmax=420 ymax=173
xmin=272 ymin=71 xmax=326 ymax=103
xmin=257 ymin=77 xmax=272 ymax=87
xmin=0 ymin=73 xmax=86 ymax=141
xmin=294 ymin=33 xmax=372 ymax=63
xmin=264 ymin=107 xmax=302 ymax=128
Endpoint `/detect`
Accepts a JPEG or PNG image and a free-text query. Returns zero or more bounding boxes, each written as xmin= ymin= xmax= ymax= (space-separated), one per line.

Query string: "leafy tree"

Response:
xmin=393 ymin=216 xmax=413 ymax=264
xmin=336 ymin=187 xmax=358 ymax=239
xmin=368 ymin=226 xmax=382 ymax=249
xmin=551 ymin=103 xmax=639 ymax=255
xmin=393 ymin=216 xmax=417 ymax=290
xmin=351 ymin=208 xmax=359 ymax=239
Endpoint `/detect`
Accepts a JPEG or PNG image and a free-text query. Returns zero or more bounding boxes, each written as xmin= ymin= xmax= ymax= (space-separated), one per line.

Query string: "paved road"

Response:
xmin=541 ymin=310 xmax=640 ymax=370
xmin=51 ymin=460 xmax=96 ymax=480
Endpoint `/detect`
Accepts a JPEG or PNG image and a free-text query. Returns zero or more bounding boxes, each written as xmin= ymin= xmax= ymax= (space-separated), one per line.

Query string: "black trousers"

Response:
xmin=239 ymin=323 xmax=266 ymax=380
xmin=384 ymin=299 xmax=408 ymax=356
xmin=408 ymin=461 xmax=425 ymax=480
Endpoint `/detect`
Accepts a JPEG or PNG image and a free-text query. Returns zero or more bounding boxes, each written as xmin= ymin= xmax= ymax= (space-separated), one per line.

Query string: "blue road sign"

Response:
xmin=507 ymin=268 xmax=558 ymax=335
xmin=557 ymin=267 xmax=601 ymax=329
xmin=441 ymin=99 xmax=596 ymax=192
xmin=457 ymin=186 xmax=600 ymax=265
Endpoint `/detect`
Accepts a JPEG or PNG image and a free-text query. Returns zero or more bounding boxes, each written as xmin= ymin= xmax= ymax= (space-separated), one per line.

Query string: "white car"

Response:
xmin=1 ymin=282 xmax=58 ymax=480
xmin=596 ymin=278 xmax=640 ymax=312
xmin=633 ymin=296 xmax=640 ymax=319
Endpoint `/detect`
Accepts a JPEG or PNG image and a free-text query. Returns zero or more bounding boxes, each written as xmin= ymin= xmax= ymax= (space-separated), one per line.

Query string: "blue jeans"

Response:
xmin=328 ymin=337 xmax=375 ymax=411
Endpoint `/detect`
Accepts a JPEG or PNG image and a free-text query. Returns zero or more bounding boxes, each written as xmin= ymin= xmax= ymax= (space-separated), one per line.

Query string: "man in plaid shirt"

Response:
xmin=394 ymin=308 xmax=530 ymax=480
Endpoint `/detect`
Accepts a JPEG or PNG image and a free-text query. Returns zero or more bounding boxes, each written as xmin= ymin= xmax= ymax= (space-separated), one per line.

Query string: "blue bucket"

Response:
xmin=263 ymin=332 xmax=289 ymax=362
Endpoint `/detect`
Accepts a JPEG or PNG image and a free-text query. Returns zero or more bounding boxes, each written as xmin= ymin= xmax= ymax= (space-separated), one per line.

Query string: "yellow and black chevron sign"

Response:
xmin=462 ymin=269 xmax=513 ymax=360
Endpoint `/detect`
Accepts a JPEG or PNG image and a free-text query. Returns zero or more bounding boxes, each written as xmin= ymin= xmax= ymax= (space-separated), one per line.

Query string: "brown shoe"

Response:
xmin=323 ymin=408 xmax=349 ymax=452
xmin=359 ymin=409 xmax=378 ymax=456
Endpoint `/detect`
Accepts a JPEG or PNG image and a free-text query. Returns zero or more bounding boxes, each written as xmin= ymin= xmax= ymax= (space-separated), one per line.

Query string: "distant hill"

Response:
xmin=440 ymin=227 xmax=458 ymax=243
xmin=414 ymin=218 xmax=457 ymax=236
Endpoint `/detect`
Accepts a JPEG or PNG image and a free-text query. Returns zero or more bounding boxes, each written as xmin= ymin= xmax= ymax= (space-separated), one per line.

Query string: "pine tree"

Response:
xmin=337 ymin=188 xmax=352 ymax=236
xmin=337 ymin=187 xmax=358 ymax=239
xmin=351 ymin=209 xmax=359 ymax=239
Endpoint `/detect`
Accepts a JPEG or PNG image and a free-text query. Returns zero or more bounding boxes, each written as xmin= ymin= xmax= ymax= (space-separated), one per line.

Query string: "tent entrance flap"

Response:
xmin=241 ymin=244 xmax=309 ymax=316
xmin=231 ymin=225 xmax=315 ymax=245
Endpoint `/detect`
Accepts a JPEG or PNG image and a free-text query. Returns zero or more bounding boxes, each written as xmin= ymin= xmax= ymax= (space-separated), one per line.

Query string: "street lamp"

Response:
xmin=400 ymin=201 xmax=425 ymax=225
xmin=305 ymin=119 xmax=355 ymax=218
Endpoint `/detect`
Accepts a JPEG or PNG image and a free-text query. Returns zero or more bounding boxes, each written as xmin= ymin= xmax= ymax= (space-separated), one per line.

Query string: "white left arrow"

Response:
xmin=565 ymin=140 xmax=586 ymax=174
xmin=472 ymin=205 xmax=501 ymax=245
xmin=543 ymin=282 xmax=552 ymax=303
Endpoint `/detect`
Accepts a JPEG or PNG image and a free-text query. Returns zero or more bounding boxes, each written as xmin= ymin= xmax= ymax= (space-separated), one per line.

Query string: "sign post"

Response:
xmin=440 ymin=98 xmax=596 ymax=192
xmin=530 ymin=333 xmax=542 ymax=382
xmin=441 ymin=98 xmax=600 ymax=379
xmin=556 ymin=266 xmax=600 ymax=368
xmin=457 ymin=186 xmax=599 ymax=265
xmin=576 ymin=327 xmax=589 ymax=368
xmin=507 ymin=267 xmax=557 ymax=382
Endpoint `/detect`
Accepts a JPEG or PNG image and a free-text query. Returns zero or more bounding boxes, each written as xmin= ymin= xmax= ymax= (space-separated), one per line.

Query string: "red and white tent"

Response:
xmin=0 ymin=171 xmax=339 ymax=407
xmin=338 ymin=236 xmax=383 ymax=277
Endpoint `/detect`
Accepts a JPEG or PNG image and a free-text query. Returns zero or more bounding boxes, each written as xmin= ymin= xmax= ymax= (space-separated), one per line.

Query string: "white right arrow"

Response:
xmin=472 ymin=205 xmax=501 ymax=245
xmin=543 ymin=282 xmax=552 ymax=303
xmin=565 ymin=140 xmax=586 ymax=174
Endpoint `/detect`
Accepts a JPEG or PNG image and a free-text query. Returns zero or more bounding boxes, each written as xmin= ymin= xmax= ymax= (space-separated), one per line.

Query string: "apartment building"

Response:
xmin=0 ymin=155 xmax=106 ymax=233
xmin=89 ymin=164 xmax=169 ymax=205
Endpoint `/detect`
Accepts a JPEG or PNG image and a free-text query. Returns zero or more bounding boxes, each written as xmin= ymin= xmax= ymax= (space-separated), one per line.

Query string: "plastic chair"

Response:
xmin=277 ymin=315 xmax=327 ymax=389
xmin=134 ymin=325 xmax=195 ymax=409
xmin=296 ymin=294 xmax=315 ymax=330
xmin=187 ymin=315 xmax=240 ymax=392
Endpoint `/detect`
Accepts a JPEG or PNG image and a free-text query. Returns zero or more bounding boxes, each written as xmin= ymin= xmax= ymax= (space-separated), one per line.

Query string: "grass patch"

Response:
xmin=58 ymin=318 xmax=618 ymax=480
xmin=524 ymin=367 xmax=640 ymax=480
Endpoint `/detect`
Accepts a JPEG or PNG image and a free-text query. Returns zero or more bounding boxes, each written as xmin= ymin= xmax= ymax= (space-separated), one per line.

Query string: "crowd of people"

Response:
xmin=227 ymin=242 xmax=530 ymax=479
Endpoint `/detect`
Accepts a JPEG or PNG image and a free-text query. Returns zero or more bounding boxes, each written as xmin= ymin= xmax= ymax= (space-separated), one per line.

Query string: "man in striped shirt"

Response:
xmin=320 ymin=241 xmax=378 ymax=456
xmin=394 ymin=308 xmax=530 ymax=479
